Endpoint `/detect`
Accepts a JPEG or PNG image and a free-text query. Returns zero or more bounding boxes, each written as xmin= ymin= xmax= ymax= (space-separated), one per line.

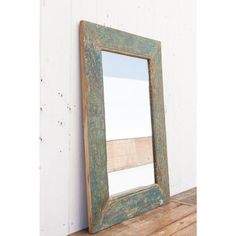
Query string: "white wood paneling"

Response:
xmin=41 ymin=0 xmax=196 ymax=235
xmin=40 ymin=0 xmax=71 ymax=235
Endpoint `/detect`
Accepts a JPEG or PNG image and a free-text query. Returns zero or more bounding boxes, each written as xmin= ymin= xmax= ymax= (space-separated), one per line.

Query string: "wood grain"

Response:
xmin=149 ymin=213 xmax=196 ymax=235
xmin=171 ymin=223 xmax=196 ymax=236
xmin=69 ymin=188 xmax=197 ymax=236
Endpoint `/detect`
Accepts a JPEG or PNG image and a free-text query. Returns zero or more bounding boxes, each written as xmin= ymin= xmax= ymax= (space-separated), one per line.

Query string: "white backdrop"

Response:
xmin=40 ymin=0 xmax=196 ymax=235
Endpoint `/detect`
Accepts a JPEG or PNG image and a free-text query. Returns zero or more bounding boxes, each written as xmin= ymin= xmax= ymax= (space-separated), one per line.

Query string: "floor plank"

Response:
xmin=171 ymin=188 xmax=197 ymax=207
xmin=172 ymin=188 xmax=196 ymax=202
xmin=126 ymin=205 xmax=196 ymax=236
xmin=69 ymin=188 xmax=197 ymax=236
xmin=149 ymin=213 xmax=196 ymax=236
xmin=171 ymin=222 xmax=197 ymax=236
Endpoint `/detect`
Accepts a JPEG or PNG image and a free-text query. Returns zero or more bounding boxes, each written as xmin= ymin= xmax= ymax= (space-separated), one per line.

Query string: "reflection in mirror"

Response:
xmin=102 ymin=51 xmax=155 ymax=196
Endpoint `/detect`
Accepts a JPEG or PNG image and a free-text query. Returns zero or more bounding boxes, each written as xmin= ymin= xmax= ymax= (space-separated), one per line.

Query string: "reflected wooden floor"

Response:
xmin=70 ymin=188 xmax=196 ymax=236
xmin=107 ymin=137 xmax=153 ymax=173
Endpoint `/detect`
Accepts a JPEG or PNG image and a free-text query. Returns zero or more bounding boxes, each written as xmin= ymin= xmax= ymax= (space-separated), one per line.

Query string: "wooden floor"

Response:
xmin=70 ymin=188 xmax=197 ymax=236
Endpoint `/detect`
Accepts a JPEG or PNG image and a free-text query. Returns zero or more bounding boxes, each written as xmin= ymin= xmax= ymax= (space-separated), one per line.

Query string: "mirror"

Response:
xmin=102 ymin=51 xmax=155 ymax=196
xmin=81 ymin=21 xmax=169 ymax=233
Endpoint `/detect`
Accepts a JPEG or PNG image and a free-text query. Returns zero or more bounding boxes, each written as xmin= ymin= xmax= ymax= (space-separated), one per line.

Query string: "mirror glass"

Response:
xmin=102 ymin=51 xmax=155 ymax=196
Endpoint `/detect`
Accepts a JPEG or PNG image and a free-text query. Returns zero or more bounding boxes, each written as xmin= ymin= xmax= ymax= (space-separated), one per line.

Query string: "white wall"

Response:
xmin=40 ymin=0 xmax=196 ymax=235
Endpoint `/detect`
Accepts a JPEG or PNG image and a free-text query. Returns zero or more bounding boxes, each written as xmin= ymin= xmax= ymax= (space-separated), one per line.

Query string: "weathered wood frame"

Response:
xmin=80 ymin=21 xmax=169 ymax=233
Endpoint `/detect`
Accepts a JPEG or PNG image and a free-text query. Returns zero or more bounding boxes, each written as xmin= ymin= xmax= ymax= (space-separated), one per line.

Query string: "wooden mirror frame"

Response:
xmin=80 ymin=21 xmax=169 ymax=233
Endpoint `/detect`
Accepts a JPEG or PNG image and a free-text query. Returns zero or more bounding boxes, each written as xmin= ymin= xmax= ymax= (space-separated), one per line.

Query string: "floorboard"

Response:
xmin=69 ymin=188 xmax=197 ymax=236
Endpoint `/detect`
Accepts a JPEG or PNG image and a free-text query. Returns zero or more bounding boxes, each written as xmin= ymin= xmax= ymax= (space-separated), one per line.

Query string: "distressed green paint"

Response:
xmin=80 ymin=21 xmax=169 ymax=233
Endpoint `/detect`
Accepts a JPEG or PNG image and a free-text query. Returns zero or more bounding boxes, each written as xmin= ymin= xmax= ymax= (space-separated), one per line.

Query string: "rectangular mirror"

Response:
xmin=102 ymin=51 xmax=155 ymax=196
xmin=80 ymin=21 xmax=169 ymax=233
